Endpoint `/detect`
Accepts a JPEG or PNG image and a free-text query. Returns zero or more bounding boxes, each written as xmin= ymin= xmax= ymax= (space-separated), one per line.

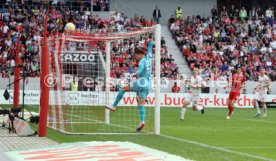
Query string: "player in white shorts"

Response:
xmin=253 ymin=68 xmax=270 ymax=118
xmin=180 ymin=68 xmax=205 ymax=121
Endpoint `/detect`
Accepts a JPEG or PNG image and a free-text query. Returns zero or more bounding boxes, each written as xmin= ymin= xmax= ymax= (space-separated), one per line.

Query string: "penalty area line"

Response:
xmin=160 ymin=134 xmax=276 ymax=161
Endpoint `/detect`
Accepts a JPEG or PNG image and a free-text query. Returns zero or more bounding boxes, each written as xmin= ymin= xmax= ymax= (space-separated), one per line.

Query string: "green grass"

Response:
xmin=47 ymin=107 xmax=276 ymax=161
xmin=1 ymin=105 xmax=276 ymax=161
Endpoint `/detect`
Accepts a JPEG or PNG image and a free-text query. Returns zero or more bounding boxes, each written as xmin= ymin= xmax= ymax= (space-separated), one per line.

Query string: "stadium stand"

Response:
xmin=169 ymin=5 xmax=276 ymax=82
xmin=0 ymin=2 xmax=178 ymax=80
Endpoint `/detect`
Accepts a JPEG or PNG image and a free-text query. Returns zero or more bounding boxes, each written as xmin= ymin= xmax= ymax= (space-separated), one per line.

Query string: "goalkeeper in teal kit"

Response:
xmin=106 ymin=39 xmax=153 ymax=132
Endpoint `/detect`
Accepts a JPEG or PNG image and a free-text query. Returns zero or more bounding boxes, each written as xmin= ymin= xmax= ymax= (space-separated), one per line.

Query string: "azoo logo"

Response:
xmin=60 ymin=53 xmax=95 ymax=62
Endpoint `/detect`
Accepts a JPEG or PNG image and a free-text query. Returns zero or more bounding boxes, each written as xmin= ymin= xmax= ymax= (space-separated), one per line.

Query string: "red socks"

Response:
xmin=228 ymin=106 xmax=234 ymax=116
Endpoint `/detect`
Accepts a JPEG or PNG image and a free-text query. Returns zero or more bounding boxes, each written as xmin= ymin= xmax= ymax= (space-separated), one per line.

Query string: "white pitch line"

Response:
xmin=238 ymin=118 xmax=276 ymax=124
xmin=223 ymin=147 xmax=276 ymax=149
xmin=160 ymin=134 xmax=276 ymax=161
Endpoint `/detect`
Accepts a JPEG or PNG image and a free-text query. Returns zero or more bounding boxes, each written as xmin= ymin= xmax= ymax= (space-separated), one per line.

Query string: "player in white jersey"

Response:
xmin=180 ymin=68 xmax=205 ymax=121
xmin=253 ymin=68 xmax=270 ymax=117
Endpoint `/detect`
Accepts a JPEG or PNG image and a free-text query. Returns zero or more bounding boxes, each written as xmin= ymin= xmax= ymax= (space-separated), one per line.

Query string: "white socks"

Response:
xmin=196 ymin=106 xmax=203 ymax=111
xmin=180 ymin=108 xmax=187 ymax=120
xmin=255 ymin=101 xmax=261 ymax=114
xmin=263 ymin=104 xmax=267 ymax=117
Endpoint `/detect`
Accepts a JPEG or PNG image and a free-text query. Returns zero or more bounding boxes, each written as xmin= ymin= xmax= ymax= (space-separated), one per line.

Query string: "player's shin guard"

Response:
xmin=113 ymin=90 xmax=125 ymax=107
xmin=139 ymin=106 xmax=145 ymax=123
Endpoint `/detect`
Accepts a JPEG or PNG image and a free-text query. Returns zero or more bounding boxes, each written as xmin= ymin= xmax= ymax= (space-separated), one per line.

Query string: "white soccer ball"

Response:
xmin=65 ymin=23 xmax=76 ymax=32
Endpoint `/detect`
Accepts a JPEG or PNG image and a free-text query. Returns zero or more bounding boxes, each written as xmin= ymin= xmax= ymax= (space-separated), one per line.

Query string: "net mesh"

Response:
xmin=44 ymin=27 xmax=157 ymax=134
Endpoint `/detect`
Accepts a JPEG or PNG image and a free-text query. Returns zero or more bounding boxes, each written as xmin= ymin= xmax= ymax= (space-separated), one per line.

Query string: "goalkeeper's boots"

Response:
xmin=105 ymin=104 xmax=116 ymax=112
xmin=136 ymin=121 xmax=145 ymax=132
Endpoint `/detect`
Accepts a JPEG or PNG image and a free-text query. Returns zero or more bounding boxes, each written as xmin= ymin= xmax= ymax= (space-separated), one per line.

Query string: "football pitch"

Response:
xmin=2 ymin=105 xmax=276 ymax=161
xmin=45 ymin=107 xmax=276 ymax=161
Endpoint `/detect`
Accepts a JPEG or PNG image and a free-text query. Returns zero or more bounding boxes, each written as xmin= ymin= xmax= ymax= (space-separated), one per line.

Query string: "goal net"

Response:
xmin=41 ymin=25 xmax=161 ymax=134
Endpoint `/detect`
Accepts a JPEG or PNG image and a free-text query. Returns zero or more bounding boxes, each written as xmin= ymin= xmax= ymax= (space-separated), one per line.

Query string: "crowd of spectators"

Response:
xmin=0 ymin=2 xmax=178 ymax=80
xmin=109 ymin=34 xmax=178 ymax=80
xmin=92 ymin=0 xmax=110 ymax=12
xmin=169 ymin=5 xmax=276 ymax=82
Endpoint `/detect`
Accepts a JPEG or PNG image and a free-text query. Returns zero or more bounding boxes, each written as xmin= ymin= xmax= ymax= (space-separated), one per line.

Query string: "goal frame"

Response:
xmin=38 ymin=24 xmax=161 ymax=136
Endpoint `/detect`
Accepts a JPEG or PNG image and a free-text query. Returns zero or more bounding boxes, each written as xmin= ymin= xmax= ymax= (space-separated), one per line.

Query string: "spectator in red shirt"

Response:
xmin=172 ymin=82 xmax=181 ymax=93
xmin=118 ymin=55 xmax=124 ymax=67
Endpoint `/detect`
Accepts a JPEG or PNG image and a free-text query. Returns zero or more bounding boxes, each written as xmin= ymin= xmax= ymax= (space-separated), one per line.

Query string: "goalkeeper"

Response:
xmin=106 ymin=39 xmax=153 ymax=132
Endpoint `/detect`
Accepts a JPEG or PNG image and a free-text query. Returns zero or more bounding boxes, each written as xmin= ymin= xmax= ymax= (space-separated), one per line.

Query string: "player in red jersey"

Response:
xmin=226 ymin=65 xmax=246 ymax=119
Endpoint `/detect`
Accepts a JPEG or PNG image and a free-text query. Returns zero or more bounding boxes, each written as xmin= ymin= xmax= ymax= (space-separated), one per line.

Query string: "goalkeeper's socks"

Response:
xmin=180 ymin=108 xmax=187 ymax=121
xmin=139 ymin=105 xmax=145 ymax=122
xmin=254 ymin=101 xmax=261 ymax=114
xmin=113 ymin=90 xmax=125 ymax=107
